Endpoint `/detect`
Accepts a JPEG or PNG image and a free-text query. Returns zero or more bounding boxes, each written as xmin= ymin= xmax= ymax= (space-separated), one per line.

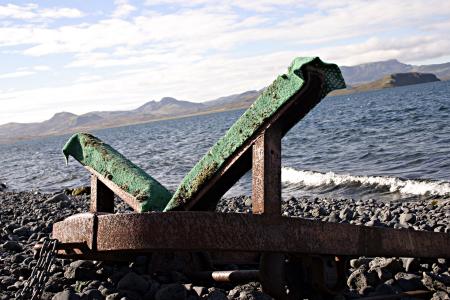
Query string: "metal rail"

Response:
xmin=53 ymin=211 xmax=450 ymax=258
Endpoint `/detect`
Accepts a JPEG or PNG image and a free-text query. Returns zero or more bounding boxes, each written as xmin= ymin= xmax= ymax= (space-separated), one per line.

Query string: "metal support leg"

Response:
xmin=252 ymin=126 xmax=282 ymax=217
xmin=90 ymin=175 xmax=114 ymax=213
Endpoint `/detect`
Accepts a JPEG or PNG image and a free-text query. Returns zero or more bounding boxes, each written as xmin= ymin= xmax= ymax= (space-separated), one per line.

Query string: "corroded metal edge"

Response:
xmin=86 ymin=166 xmax=142 ymax=212
xmin=53 ymin=212 xmax=450 ymax=259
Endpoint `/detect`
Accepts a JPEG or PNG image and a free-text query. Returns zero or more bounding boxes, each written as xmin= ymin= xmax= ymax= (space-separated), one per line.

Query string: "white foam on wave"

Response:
xmin=281 ymin=167 xmax=450 ymax=196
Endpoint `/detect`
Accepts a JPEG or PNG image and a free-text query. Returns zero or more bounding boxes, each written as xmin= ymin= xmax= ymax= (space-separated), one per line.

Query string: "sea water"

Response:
xmin=1 ymin=80 xmax=449 ymax=202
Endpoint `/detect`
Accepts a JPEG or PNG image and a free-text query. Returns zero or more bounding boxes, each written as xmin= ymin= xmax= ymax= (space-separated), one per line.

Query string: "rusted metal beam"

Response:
xmin=90 ymin=175 xmax=114 ymax=213
xmin=52 ymin=212 xmax=450 ymax=259
xmin=86 ymin=166 xmax=141 ymax=212
xmin=252 ymin=127 xmax=282 ymax=217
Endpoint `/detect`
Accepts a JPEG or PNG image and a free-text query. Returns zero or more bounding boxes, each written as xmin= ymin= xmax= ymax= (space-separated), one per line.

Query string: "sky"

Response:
xmin=0 ymin=0 xmax=449 ymax=124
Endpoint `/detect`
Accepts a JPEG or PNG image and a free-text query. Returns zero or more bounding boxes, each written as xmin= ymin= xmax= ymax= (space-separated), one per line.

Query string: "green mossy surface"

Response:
xmin=163 ymin=57 xmax=345 ymax=211
xmin=63 ymin=133 xmax=172 ymax=212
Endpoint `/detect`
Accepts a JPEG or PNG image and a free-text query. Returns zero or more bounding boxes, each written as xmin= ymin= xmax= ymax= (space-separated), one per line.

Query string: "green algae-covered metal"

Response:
xmin=163 ymin=57 xmax=345 ymax=211
xmin=63 ymin=133 xmax=172 ymax=212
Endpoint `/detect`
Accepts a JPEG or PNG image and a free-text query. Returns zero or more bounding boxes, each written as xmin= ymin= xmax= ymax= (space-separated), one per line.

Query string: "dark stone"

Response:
xmin=155 ymin=283 xmax=187 ymax=300
xmin=12 ymin=226 xmax=30 ymax=237
xmin=206 ymin=290 xmax=228 ymax=300
xmin=1 ymin=241 xmax=22 ymax=252
xmin=117 ymin=272 xmax=149 ymax=294
xmin=45 ymin=193 xmax=69 ymax=204
xmin=339 ymin=208 xmax=354 ymax=221
xmin=84 ymin=289 xmax=104 ymax=300
xmin=400 ymin=257 xmax=419 ymax=272
xmin=64 ymin=265 xmax=97 ymax=281
xmin=394 ymin=272 xmax=424 ymax=291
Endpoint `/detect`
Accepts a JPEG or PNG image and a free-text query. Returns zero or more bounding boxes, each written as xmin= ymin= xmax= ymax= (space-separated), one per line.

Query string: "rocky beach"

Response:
xmin=1 ymin=187 xmax=450 ymax=300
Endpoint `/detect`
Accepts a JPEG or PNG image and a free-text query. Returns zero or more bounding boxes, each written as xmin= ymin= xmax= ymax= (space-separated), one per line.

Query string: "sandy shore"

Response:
xmin=1 ymin=189 xmax=449 ymax=299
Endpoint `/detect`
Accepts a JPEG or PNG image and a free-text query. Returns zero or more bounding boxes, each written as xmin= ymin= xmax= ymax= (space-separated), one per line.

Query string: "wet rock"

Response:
xmin=117 ymin=272 xmax=149 ymax=294
xmin=0 ymin=182 xmax=6 ymax=191
xmin=155 ymin=283 xmax=187 ymax=300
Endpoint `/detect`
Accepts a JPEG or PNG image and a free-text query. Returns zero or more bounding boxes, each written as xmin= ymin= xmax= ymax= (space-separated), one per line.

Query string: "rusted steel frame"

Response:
xmin=90 ymin=175 xmax=114 ymax=213
xmin=85 ymin=166 xmax=142 ymax=211
xmin=189 ymin=270 xmax=260 ymax=283
xmin=183 ymin=69 xmax=324 ymax=211
xmin=53 ymin=212 xmax=450 ymax=258
xmin=252 ymin=126 xmax=282 ymax=217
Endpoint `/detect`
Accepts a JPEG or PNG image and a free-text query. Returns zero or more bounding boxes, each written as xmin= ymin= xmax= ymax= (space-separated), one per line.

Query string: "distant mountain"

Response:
xmin=331 ymin=72 xmax=440 ymax=96
xmin=204 ymin=90 xmax=262 ymax=111
xmin=341 ymin=59 xmax=450 ymax=85
xmin=1 ymin=58 xmax=449 ymax=144
xmin=135 ymin=97 xmax=205 ymax=115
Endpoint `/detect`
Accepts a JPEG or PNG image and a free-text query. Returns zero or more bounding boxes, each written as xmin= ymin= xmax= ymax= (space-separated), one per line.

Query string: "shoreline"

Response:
xmin=1 ymin=190 xmax=450 ymax=299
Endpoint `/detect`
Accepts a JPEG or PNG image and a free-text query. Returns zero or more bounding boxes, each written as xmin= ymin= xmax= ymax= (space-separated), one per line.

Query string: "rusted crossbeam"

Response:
xmin=53 ymin=212 xmax=450 ymax=259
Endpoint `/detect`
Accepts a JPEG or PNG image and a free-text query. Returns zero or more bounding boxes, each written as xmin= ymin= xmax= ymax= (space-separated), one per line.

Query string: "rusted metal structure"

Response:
xmin=52 ymin=57 xmax=450 ymax=299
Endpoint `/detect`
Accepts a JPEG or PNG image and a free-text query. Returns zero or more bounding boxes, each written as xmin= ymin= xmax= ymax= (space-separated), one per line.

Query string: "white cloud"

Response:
xmin=1 ymin=0 xmax=450 ymax=124
xmin=0 ymin=3 xmax=84 ymax=20
xmin=0 ymin=70 xmax=35 ymax=79
xmin=112 ymin=0 xmax=136 ymax=18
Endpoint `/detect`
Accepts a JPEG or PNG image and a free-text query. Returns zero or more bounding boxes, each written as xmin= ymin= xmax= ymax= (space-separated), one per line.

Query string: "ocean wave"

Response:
xmin=281 ymin=167 xmax=450 ymax=196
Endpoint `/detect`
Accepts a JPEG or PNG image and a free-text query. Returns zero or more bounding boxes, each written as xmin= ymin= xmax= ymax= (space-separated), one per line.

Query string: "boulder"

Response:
xmin=155 ymin=283 xmax=187 ymax=300
xmin=117 ymin=272 xmax=149 ymax=294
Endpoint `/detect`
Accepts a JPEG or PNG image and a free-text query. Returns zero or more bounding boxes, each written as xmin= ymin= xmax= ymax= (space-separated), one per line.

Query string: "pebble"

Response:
xmin=1 ymin=191 xmax=450 ymax=299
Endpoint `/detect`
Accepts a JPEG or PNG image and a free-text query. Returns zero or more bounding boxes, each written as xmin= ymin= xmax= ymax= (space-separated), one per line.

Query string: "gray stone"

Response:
xmin=350 ymin=258 xmax=372 ymax=269
xmin=117 ymin=272 xmax=149 ymax=294
xmin=45 ymin=193 xmax=69 ymax=204
xmin=431 ymin=291 xmax=450 ymax=300
xmin=399 ymin=213 xmax=416 ymax=225
xmin=155 ymin=283 xmax=187 ymax=300
xmin=105 ymin=293 xmax=122 ymax=300
xmin=192 ymin=286 xmax=207 ymax=297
